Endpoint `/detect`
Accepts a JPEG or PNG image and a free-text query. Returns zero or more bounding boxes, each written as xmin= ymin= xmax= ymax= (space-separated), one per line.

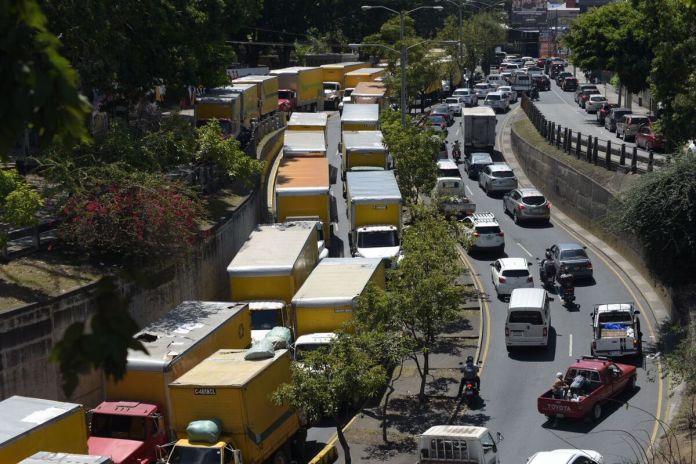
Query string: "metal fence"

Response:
xmin=520 ymin=95 xmax=660 ymax=174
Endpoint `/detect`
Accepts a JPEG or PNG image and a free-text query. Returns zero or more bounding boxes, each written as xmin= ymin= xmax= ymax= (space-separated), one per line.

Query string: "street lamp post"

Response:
xmin=361 ymin=5 xmax=444 ymax=126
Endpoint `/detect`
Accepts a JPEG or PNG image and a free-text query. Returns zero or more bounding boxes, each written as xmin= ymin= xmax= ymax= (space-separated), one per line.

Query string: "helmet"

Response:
xmin=466 ymin=355 xmax=474 ymax=363
xmin=545 ymin=251 xmax=552 ymax=259
xmin=556 ymin=372 xmax=563 ymax=379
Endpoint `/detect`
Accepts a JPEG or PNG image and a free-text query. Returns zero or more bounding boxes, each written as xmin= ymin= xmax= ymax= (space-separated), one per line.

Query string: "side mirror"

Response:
xmin=548 ymin=297 xmax=555 ymax=302
xmin=545 ymin=248 xmax=551 ymax=252
xmin=489 ymin=262 xmax=495 ymax=266
xmin=633 ymin=310 xmax=640 ymax=315
xmin=496 ymin=432 xmax=504 ymax=443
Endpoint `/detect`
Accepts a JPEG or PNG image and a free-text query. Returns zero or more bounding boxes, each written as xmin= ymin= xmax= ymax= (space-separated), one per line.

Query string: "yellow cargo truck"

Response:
xmin=283 ymin=130 xmax=327 ymax=157
xmin=341 ymin=130 xmax=389 ymax=176
xmin=194 ymin=93 xmax=241 ymax=138
xmin=287 ymin=112 xmax=329 ymax=142
xmin=341 ymin=103 xmax=380 ymax=131
xmin=0 ymin=396 xmax=88 ymax=462
xmin=106 ymin=301 xmax=250 ymax=429
xmin=345 ymin=170 xmax=403 ymax=267
xmin=223 ymin=83 xmax=260 ymax=128
xmin=270 ymin=66 xmax=324 ymax=112
xmin=165 ymin=349 xmax=305 ymax=464
xmin=321 ymin=61 xmax=368 ymax=109
xmin=344 ymin=67 xmax=385 ymax=88
xmin=232 ymin=75 xmax=279 ymax=118
xmin=227 ymin=223 xmax=319 ymax=339
xmin=352 ymin=81 xmax=388 ymax=111
xmin=292 ymin=257 xmax=385 ymax=336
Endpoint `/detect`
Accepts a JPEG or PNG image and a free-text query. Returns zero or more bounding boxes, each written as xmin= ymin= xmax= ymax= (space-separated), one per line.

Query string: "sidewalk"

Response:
xmin=334 ymin=270 xmax=483 ymax=463
xmin=572 ymin=66 xmax=650 ymax=115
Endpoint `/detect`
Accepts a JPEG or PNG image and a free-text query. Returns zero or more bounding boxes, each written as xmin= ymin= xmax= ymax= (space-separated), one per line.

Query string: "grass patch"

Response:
xmin=202 ymin=187 xmax=247 ymax=226
xmin=512 ymin=117 xmax=640 ymax=194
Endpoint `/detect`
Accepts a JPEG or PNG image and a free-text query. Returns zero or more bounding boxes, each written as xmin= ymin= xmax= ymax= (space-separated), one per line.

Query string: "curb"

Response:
xmin=308 ymin=444 xmax=338 ymax=464
xmin=458 ymin=245 xmax=485 ymax=366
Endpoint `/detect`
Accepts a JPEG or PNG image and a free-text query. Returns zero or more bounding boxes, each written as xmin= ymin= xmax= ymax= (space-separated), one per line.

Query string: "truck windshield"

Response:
xmin=251 ymin=310 xmax=283 ymax=330
xmin=168 ymin=446 xmax=222 ymax=464
xmin=278 ymin=90 xmax=293 ymax=99
xmin=295 ymin=343 xmax=331 ymax=361
xmin=598 ymin=312 xmax=633 ymax=323
xmin=91 ymin=414 xmax=147 ymax=441
xmin=358 ymin=230 xmax=398 ymax=248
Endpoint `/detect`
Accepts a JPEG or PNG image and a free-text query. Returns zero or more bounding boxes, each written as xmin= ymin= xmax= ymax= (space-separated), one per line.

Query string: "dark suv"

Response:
xmin=561 ymin=77 xmax=578 ymax=91
xmin=604 ymin=108 xmax=631 ymax=132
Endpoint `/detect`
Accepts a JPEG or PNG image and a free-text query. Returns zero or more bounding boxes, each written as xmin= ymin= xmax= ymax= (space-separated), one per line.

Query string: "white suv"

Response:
xmin=490 ymin=257 xmax=534 ymax=297
xmin=484 ymin=91 xmax=509 ymax=113
xmin=462 ymin=212 xmax=505 ymax=253
xmin=452 ymin=88 xmax=478 ymax=107
xmin=478 ymin=163 xmax=518 ymax=195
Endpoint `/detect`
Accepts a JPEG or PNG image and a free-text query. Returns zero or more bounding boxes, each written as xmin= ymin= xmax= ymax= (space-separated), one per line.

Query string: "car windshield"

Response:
xmin=502 ymin=269 xmax=529 ymax=277
xmin=91 ymin=414 xmax=147 ymax=441
xmin=454 ymin=90 xmax=470 ymax=96
xmin=344 ymin=89 xmax=353 ymax=96
xmin=278 ymin=90 xmax=293 ymax=99
xmin=475 ymin=84 xmax=488 ymax=89
xmin=591 ymin=97 xmax=606 ymax=102
xmin=487 ymin=95 xmax=501 ymax=101
xmin=560 ymin=248 xmax=588 ymax=259
xmin=358 ymin=230 xmax=398 ymax=248
xmin=167 ymin=446 xmax=222 ymax=464
xmin=630 ymin=118 xmax=649 ymax=125
xmin=477 ymin=226 xmax=500 ymax=234
xmin=492 ymin=170 xmax=514 ymax=178
xmin=323 ymin=83 xmax=338 ymax=90
xmin=251 ymin=309 xmax=282 ymax=330
xmin=439 ymin=168 xmax=461 ymax=177
xmin=429 ymin=115 xmax=445 ymax=123
xmin=508 ymin=311 xmax=543 ymax=324
xmin=446 ymin=98 xmax=459 ymax=104
xmin=523 ymin=195 xmax=546 ymax=205
xmin=472 ymin=156 xmax=492 ymax=163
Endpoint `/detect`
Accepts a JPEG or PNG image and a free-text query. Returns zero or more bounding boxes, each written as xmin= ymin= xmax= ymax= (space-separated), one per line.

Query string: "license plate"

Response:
xmin=512 ymin=330 xmax=524 ymax=336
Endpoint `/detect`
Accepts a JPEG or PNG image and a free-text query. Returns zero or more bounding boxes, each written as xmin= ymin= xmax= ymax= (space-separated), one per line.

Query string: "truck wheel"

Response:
xmin=626 ymin=375 xmax=637 ymax=392
xmin=513 ymin=210 xmax=520 ymax=224
xmin=592 ymin=403 xmax=602 ymax=421
xmin=272 ymin=449 xmax=289 ymax=464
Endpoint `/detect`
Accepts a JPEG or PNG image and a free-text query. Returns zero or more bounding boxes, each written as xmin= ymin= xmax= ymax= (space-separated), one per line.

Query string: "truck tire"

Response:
xmin=272 ymin=449 xmax=289 ymax=464
xmin=626 ymin=375 xmax=637 ymax=393
xmin=592 ymin=403 xmax=602 ymax=421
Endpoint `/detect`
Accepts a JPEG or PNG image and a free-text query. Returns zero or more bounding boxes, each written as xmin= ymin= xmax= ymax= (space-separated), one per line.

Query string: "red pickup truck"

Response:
xmin=537 ymin=357 xmax=637 ymax=421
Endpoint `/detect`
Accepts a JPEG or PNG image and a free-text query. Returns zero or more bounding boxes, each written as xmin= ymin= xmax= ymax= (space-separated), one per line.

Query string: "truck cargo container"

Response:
xmin=221 ymin=83 xmax=260 ymax=128
xmin=287 ymin=112 xmax=329 ymax=142
xmin=275 ymin=157 xmax=331 ymax=249
xmin=232 ymin=75 xmax=279 ymax=118
xmin=462 ymin=107 xmax=497 ymax=154
xmin=193 ymin=93 xmax=241 ymax=138
xmin=345 ymin=170 xmax=403 ymax=265
xmin=351 ymin=81 xmax=388 ymax=111
xmin=341 ymin=104 xmax=380 ymax=131
xmin=417 ymin=426 xmax=503 ymax=464
xmin=227 ymin=223 xmax=319 ymax=338
xmin=20 ymin=453 xmax=112 ymax=464
xmin=321 ymin=62 xmax=368 ymax=109
xmin=344 ymin=67 xmax=385 ymax=88
xmin=341 ymin=130 xmax=389 ymax=177
xmin=283 ymin=130 xmax=327 ymax=157
xmin=165 ymin=349 xmax=305 ymax=464
xmin=105 ymin=301 xmax=250 ymax=430
xmin=270 ymin=66 xmax=324 ymax=112
xmin=0 ymin=396 xmax=88 ymax=462
xmin=292 ymin=257 xmax=385 ymax=336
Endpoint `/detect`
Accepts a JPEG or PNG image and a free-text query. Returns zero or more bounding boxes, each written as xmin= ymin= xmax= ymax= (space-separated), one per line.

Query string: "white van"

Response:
xmin=505 ymin=288 xmax=551 ymax=351
xmin=486 ymin=74 xmax=507 ymax=89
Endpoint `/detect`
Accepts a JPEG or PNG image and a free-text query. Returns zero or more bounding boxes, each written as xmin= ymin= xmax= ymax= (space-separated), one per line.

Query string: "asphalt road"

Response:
xmin=446 ymin=103 xmax=666 ymax=463
xmin=308 ymin=100 xmax=666 ymax=463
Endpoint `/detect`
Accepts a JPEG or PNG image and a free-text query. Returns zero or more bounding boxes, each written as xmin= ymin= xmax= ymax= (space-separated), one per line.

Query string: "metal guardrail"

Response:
xmin=520 ymin=95 xmax=662 ymax=174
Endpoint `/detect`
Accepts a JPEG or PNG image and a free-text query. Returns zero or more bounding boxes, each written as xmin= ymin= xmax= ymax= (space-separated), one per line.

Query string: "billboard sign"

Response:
xmin=511 ymin=0 xmax=548 ymax=28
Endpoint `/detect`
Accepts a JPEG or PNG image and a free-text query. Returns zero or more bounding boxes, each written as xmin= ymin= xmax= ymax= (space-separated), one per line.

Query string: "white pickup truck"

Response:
xmin=418 ymin=425 xmax=503 ymax=464
xmin=431 ymin=177 xmax=476 ymax=218
xmin=591 ymin=303 xmax=642 ymax=358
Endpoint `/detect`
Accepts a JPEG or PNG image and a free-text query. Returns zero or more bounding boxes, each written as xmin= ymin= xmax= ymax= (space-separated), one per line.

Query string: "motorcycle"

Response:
xmin=539 ymin=261 xmax=555 ymax=289
xmin=452 ymin=147 xmax=462 ymax=163
xmin=560 ymin=284 xmax=576 ymax=306
xmin=530 ymin=88 xmax=540 ymax=101
xmin=462 ymin=380 xmax=479 ymax=405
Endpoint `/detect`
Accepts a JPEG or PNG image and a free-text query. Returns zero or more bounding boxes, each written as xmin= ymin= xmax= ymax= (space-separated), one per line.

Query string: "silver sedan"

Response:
xmin=503 ymin=188 xmax=551 ymax=224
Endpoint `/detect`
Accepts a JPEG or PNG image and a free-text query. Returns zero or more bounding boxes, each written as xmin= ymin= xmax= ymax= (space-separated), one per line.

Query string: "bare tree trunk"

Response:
xmin=419 ymin=350 xmax=430 ymax=404
xmin=382 ymin=362 xmax=404 ymax=442
xmin=337 ymin=424 xmax=351 ymax=464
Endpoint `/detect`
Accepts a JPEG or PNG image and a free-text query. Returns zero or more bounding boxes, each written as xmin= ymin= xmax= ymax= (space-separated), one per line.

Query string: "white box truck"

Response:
xmin=462 ymin=107 xmax=496 ymax=155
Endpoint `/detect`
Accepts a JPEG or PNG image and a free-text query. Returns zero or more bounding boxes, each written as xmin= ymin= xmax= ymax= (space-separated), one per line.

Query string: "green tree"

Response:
xmin=0 ymin=0 xmax=90 ymax=157
xmin=461 ymin=12 xmax=506 ymax=80
xmin=273 ymin=333 xmax=387 ymax=464
xmin=381 ymin=110 xmax=438 ymax=203
xmin=563 ymin=2 xmax=651 ymax=94
xmin=610 ymin=152 xmax=696 ymax=286
xmin=390 ymin=210 xmax=465 ymax=402
xmin=0 ymin=170 xmax=44 ymax=248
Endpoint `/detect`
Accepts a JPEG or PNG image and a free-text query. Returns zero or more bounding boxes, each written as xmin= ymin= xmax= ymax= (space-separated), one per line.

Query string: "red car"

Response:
xmin=537 ymin=356 xmax=637 ymax=421
xmin=635 ymin=124 xmax=665 ymax=151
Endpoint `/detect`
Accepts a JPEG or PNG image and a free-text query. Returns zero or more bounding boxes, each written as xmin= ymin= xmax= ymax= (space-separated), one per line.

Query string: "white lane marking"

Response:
xmin=569 ymin=333 xmax=573 ymax=357
xmin=517 ymin=242 xmax=533 ymax=258
xmin=465 ymin=185 xmax=474 ymax=196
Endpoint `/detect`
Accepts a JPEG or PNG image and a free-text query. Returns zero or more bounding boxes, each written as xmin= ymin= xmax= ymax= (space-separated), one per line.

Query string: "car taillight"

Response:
xmin=505 ymin=327 xmax=509 ymax=336
xmin=497 ymin=231 xmax=505 ymax=236
xmin=546 ymin=202 xmax=552 ymax=209
xmin=474 ymin=232 xmax=480 ymax=237
xmin=543 ymin=327 xmax=548 ymax=337
xmin=527 ymin=276 xmax=534 ymax=283
xmin=518 ymin=204 xmax=526 ymax=210
xmin=592 ymin=341 xmax=596 ymax=350
xmin=499 ymin=276 xmax=507 ymax=283
xmin=586 ymin=263 xmax=593 ymax=269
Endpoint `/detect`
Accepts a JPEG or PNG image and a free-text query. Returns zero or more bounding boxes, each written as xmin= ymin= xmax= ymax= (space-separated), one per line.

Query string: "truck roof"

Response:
xmin=345 ymin=67 xmax=384 ymax=76
xmin=270 ymin=66 xmax=320 ymax=75
xmin=127 ymin=301 xmax=249 ymax=371
xmin=321 ymin=61 xmax=365 ymax=70
xmin=595 ymin=303 xmax=634 ymax=313
xmin=169 ymin=349 xmax=288 ymax=387
xmin=276 ymin=157 xmax=330 ymax=194
xmin=227 ymin=223 xmax=317 ymax=276
xmin=352 ymin=81 xmax=386 ymax=97
xmin=232 ymin=75 xmax=277 ymax=83
xmin=288 ymin=112 xmax=328 ymax=128
xmin=342 ymin=131 xmax=386 ymax=152
xmin=346 ymin=170 xmax=401 ymax=204
xmin=20 ymin=453 xmax=112 ymax=464
xmin=341 ymin=104 xmax=379 ymax=124
xmin=421 ymin=425 xmax=489 ymax=439
xmin=91 ymin=401 xmax=159 ymax=417
xmin=292 ymin=258 xmax=383 ymax=307
xmin=283 ymin=131 xmax=326 ymax=156
xmin=509 ymin=288 xmax=546 ymax=309
xmin=0 ymin=396 xmax=83 ymax=448
xmin=462 ymin=106 xmax=496 ymax=117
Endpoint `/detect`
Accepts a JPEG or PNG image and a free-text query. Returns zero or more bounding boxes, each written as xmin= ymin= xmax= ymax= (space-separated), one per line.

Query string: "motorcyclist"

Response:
xmin=558 ymin=266 xmax=575 ymax=300
xmin=452 ymin=140 xmax=462 ymax=162
xmin=459 ymin=355 xmax=480 ymax=396
xmin=540 ymin=251 xmax=556 ymax=285
xmin=530 ymin=84 xmax=540 ymax=101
